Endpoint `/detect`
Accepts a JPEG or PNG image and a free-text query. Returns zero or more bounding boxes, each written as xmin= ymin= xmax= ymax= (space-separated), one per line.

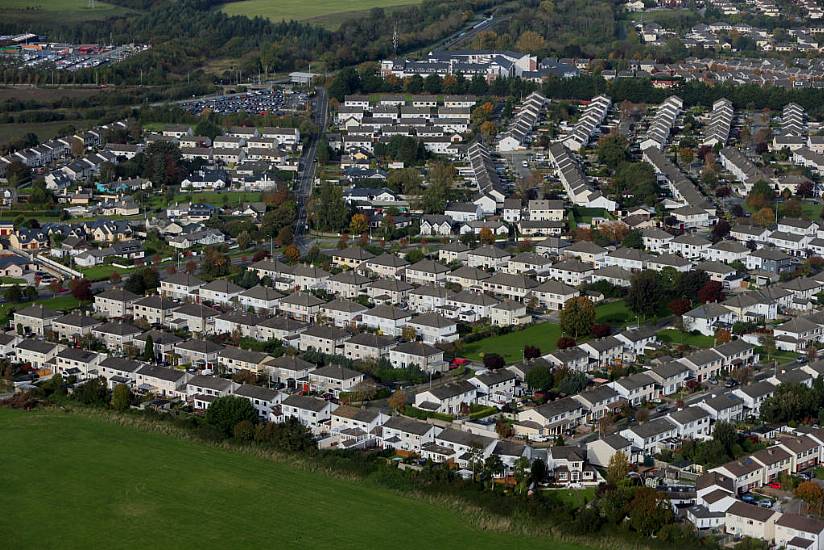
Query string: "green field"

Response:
xmin=149 ymin=191 xmax=263 ymax=209
xmin=220 ymin=0 xmax=424 ymax=28
xmin=0 ymin=121 xmax=87 ymax=146
xmin=0 ymin=294 xmax=83 ymax=324
xmin=0 ymin=408 xmax=592 ymax=550
xmin=79 ymin=264 xmax=135 ymax=282
xmin=3 ymin=0 xmax=130 ymax=23
xmin=657 ymin=328 xmax=715 ymax=348
xmin=463 ymin=301 xmax=633 ymax=362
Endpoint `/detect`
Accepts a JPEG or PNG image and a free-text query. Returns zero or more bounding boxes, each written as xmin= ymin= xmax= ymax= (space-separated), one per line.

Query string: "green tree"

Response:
xmin=627 ymin=487 xmax=673 ymax=536
xmin=622 ymin=229 xmax=643 ymax=249
xmin=420 ymin=162 xmax=453 ymax=214
xmin=205 ymin=396 xmax=258 ymax=437
xmin=111 ymin=383 xmax=131 ymax=412
xmin=560 ymin=296 xmax=596 ymax=338
xmin=525 ymin=363 xmax=552 ymax=391
xmin=596 ymin=134 xmax=629 ymax=170
xmin=712 ymin=420 xmax=737 ymax=458
xmin=142 ymin=334 xmax=155 ymax=362
xmin=627 ymin=270 xmax=659 ymax=317
xmin=313 ymin=181 xmax=348 ymax=232
xmin=143 ymin=141 xmax=184 ymax=188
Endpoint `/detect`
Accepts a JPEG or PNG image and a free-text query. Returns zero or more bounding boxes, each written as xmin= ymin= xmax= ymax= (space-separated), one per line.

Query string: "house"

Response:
xmin=173 ymin=339 xmax=224 ymax=367
xmin=579 ymin=336 xmax=624 ymax=369
xmin=199 ymin=279 xmax=244 ymax=306
xmin=98 ymin=357 xmax=144 ymax=389
xmin=360 ymin=305 xmax=413 ymax=337
xmin=281 ymin=394 xmax=337 ymax=433
xmin=326 ymin=271 xmax=371 ymax=300
xmin=389 ymin=341 xmax=446 ymax=372
xmin=516 ymin=397 xmax=584 ymax=436
xmin=610 ymin=372 xmax=656 ymax=406
xmin=666 ymin=407 xmax=712 ymax=439
xmin=50 ymin=313 xmax=101 ymax=342
xmin=533 ymin=279 xmax=579 ymax=311
xmin=406 ymin=312 xmax=458 ymax=344
xmin=546 ymin=445 xmax=598 ymax=486
xmin=543 ymin=347 xmax=589 ymax=373
xmin=278 ymin=292 xmax=326 ymax=322
xmin=344 ymin=333 xmax=394 ymax=362
xmin=423 ymin=428 xmax=497 ymax=467
xmin=381 ymin=416 xmax=441 ymax=453
xmin=405 ymin=260 xmax=450 ymax=286
xmin=92 ymin=321 xmax=142 ymax=352
xmin=238 ymin=285 xmax=283 ymax=313
xmin=587 ymin=434 xmax=635 ymax=468
xmin=298 ymin=325 xmax=349 ymax=354
xmin=725 ymin=501 xmax=779 ymax=541
xmin=187 ymin=375 xmax=238 ymax=409
xmin=619 ymin=418 xmax=677 ymax=455
xmin=468 ymin=370 xmax=517 ymax=407
xmin=648 ymin=361 xmax=690 ymax=397
xmin=13 ymin=304 xmax=60 ymax=337
xmin=331 ymin=406 xmax=387 ymax=448
xmin=159 ymin=272 xmax=204 ymax=301
xmin=217 ymin=348 xmax=274 ymax=375
xmin=94 ymin=287 xmax=140 ymax=319
xmin=712 ymin=457 xmax=766 ymax=494
xmin=574 ymin=385 xmax=621 ymax=423
xmin=308 ymin=365 xmax=365 ymax=397
xmin=697 ymin=393 xmax=745 ymax=423
xmin=614 ymin=326 xmax=658 ymax=361
xmin=267 ymin=355 xmax=315 ymax=386
xmin=15 ymin=339 xmax=61 ymax=370
xmin=133 ymin=365 xmax=190 ymax=397
xmin=132 ymin=295 xmax=177 ymax=326
xmin=414 ymin=381 xmax=477 ymax=415
xmin=683 ymin=303 xmax=737 ymax=336
xmin=235 ymin=384 xmax=281 ymax=420
xmin=733 ymin=382 xmax=776 ymax=418
xmin=489 ymin=301 xmax=531 ymax=326
xmin=774 ymin=514 xmax=824 ymax=550
xmin=776 ymin=434 xmax=820 ymax=473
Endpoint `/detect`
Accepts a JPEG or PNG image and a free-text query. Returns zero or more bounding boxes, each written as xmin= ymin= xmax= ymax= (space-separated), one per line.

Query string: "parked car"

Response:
xmin=768 ymin=482 xmax=781 ymax=489
xmin=741 ymin=493 xmax=757 ymax=503
xmin=758 ymin=499 xmax=773 ymax=508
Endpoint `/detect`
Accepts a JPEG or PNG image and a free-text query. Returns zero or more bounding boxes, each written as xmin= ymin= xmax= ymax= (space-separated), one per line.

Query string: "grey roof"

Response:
xmin=310 ymin=364 xmax=363 ymax=381
xmin=282 ymin=394 xmax=329 ymax=412
xmin=235 ymin=384 xmax=279 ymax=402
xmin=628 ymin=417 xmax=675 ymax=439
xmin=383 ymin=415 xmax=434 ymax=435
xmin=426 ymin=380 xmax=476 ymax=399
xmin=188 ymin=374 xmax=234 ymax=391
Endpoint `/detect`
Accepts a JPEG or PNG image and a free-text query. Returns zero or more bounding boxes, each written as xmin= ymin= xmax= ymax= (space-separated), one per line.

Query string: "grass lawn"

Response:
xmin=220 ymin=0 xmax=424 ymax=27
xmin=543 ymin=487 xmax=597 ymax=509
xmin=0 ymin=294 xmax=83 ymax=324
xmin=147 ymin=191 xmax=263 ymax=209
xmin=79 ymin=264 xmax=135 ymax=282
xmin=0 ymin=120 xmax=87 ymax=146
xmin=463 ymin=301 xmax=633 ymax=363
xmin=657 ymin=329 xmax=715 ymax=348
xmin=0 ymin=408 xmax=593 ymax=550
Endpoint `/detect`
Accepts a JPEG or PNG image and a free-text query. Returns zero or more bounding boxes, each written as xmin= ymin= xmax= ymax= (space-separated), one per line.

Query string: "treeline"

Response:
xmin=0 ymin=0 xmax=497 ymax=86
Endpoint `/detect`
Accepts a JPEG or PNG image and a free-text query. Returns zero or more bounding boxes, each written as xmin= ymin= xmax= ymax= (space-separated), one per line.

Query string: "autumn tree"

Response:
xmin=606 ymin=451 xmax=629 ymax=485
xmin=560 ymin=296 xmax=596 ymax=338
xmin=349 ymin=213 xmax=369 ymax=235
xmin=516 ymin=30 xmax=546 ymax=52
xmin=796 ymin=481 xmax=824 ymax=516
xmin=627 ymin=487 xmax=673 ymax=536
xmin=388 ymin=389 xmax=407 ymax=412
xmin=479 ymin=227 xmax=495 ymax=245
xmin=668 ymin=298 xmax=692 ymax=316
xmin=697 ymin=280 xmax=725 ymax=303
xmin=111 ymin=383 xmax=131 ymax=412
xmin=283 ymin=244 xmax=301 ymax=264
xmin=69 ymin=277 xmax=93 ymax=301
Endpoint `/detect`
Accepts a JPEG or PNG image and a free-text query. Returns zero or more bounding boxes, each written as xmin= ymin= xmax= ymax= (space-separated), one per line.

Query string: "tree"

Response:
xmin=796 ymin=481 xmax=824 ymax=516
xmin=495 ymin=418 xmax=514 ymax=438
xmin=479 ymin=227 xmax=495 ymax=245
xmin=283 ymin=244 xmax=300 ymax=264
xmin=388 ymin=389 xmax=407 ymax=412
xmin=668 ymin=298 xmax=692 ymax=316
xmin=627 ymin=270 xmax=659 ymax=317
xmin=560 ymin=297 xmax=596 ymax=338
xmin=69 ymin=278 xmax=92 ymax=301
xmin=783 ymin=198 xmax=803 ymax=218
xmin=558 ymin=371 xmax=587 ymax=395
xmin=697 ymin=280 xmax=725 ymax=303
xmin=142 ymin=334 xmax=155 ymax=362
xmin=621 ymin=229 xmax=643 ymax=249
xmin=420 ymin=162 xmax=454 ymax=214
xmin=556 ymin=336 xmax=577 ymax=349
xmin=143 ymin=141 xmax=184 ymax=188
xmin=530 ymin=458 xmax=547 ymax=483
xmin=597 ymin=134 xmax=629 ymax=170
xmin=313 ymin=181 xmax=348 ymax=232
xmin=523 ymin=345 xmax=541 ymax=359
xmin=483 ymin=353 xmax=505 ymax=370
xmin=627 ymin=487 xmax=673 ymax=536
xmin=712 ymin=421 xmax=737 ymax=458
xmin=205 ymin=396 xmax=258 ymax=437
xmin=747 ymin=179 xmax=774 ymax=210
xmin=606 ymin=451 xmax=629 ymax=485
xmin=349 ymin=213 xmax=369 ymax=235
xmin=711 ymin=219 xmax=731 ymax=242
xmin=201 ymin=247 xmax=230 ymax=278
xmin=111 ymin=383 xmax=131 ymax=412
xmin=752 ymin=207 xmax=775 ymax=227
xmin=525 ymin=364 xmax=552 ymax=391
xmin=3 ymin=284 xmax=22 ymax=304
xmin=515 ymin=30 xmax=545 ymax=52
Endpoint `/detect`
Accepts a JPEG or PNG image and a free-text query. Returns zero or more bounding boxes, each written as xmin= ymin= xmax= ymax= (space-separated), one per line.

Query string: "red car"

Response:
xmin=768 ymin=482 xmax=782 ymax=489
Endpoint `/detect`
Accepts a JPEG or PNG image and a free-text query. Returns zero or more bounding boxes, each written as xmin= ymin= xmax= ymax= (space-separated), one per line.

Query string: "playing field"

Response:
xmin=0 ymin=408 xmax=593 ymax=550
xmin=220 ymin=0 xmax=423 ymax=26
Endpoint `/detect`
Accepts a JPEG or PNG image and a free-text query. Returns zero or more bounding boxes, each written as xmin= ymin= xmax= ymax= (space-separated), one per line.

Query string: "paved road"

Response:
xmin=293 ymin=87 xmax=328 ymax=254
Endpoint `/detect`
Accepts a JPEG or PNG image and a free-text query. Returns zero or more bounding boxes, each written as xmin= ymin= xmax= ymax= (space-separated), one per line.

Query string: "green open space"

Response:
xmin=543 ymin=487 xmax=597 ymax=509
xmin=463 ymin=301 xmax=633 ymax=363
xmin=148 ymin=191 xmax=263 ymax=209
xmin=0 ymin=294 xmax=83 ymax=324
xmin=657 ymin=328 xmax=715 ymax=348
xmin=0 ymin=120 xmax=87 ymax=146
xmin=220 ymin=0 xmax=424 ymax=28
xmin=0 ymin=408 xmax=593 ymax=550
xmin=3 ymin=0 xmax=130 ymax=23
xmin=78 ymin=264 xmax=135 ymax=282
